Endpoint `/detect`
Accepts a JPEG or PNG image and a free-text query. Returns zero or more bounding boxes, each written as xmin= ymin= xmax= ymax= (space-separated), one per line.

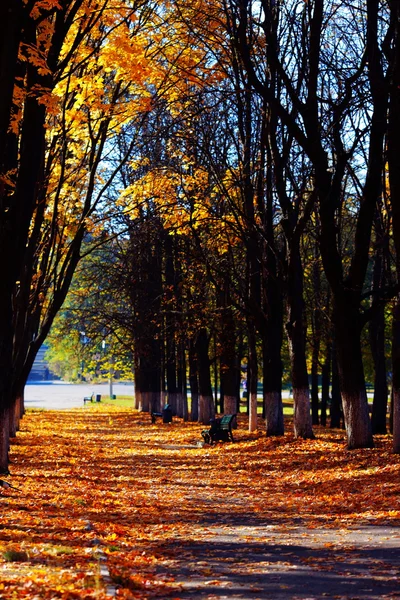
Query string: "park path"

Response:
xmin=1 ymin=406 xmax=399 ymax=599
xmin=24 ymin=381 xmax=134 ymax=409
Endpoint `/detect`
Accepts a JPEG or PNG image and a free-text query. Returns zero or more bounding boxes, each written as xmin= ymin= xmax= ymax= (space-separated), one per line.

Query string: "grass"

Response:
xmin=99 ymin=395 xmax=135 ymax=408
xmin=92 ymin=394 xmax=295 ymax=414
xmin=87 ymin=391 xmax=377 ymax=418
xmin=3 ymin=549 xmax=29 ymax=563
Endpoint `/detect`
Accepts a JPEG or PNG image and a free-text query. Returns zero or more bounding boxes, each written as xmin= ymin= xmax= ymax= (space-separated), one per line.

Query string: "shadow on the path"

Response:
xmin=162 ymin=535 xmax=399 ymax=599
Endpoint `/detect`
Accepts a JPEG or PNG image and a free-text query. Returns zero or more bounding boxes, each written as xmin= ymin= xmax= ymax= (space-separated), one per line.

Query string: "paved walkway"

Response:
xmin=24 ymin=381 xmax=134 ymax=409
xmin=166 ymin=523 xmax=400 ymax=599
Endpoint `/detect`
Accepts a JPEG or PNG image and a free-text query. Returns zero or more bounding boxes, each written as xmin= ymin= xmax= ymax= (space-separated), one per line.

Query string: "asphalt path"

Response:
xmin=23 ymin=386 xmax=293 ymax=411
xmin=168 ymin=524 xmax=400 ymax=599
xmin=24 ymin=381 xmax=134 ymax=409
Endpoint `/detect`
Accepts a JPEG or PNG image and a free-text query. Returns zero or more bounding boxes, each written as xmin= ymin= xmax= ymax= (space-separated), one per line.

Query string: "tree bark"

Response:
xmin=388 ymin=0 xmax=400 ymax=452
xmin=369 ymin=258 xmax=388 ymax=434
xmin=391 ymin=301 xmax=400 ymax=453
xmin=134 ymin=348 xmax=142 ymax=410
xmin=286 ymin=246 xmax=314 ymax=439
xmin=333 ymin=299 xmax=373 ymax=448
xmin=9 ymin=390 xmax=23 ymax=438
xmin=0 ymin=405 xmax=10 ymax=474
xmin=262 ymin=332 xmax=284 ymax=437
xmin=311 ymin=248 xmax=322 ymax=425
xmin=248 ymin=322 xmax=258 ymax=432
xmin=330 ymin=344 xmax=342 ymax=429
xmin=320 ymin=344 xmax=331 ymax=427
xmin=219 ymin=287 xmax=238 ymax=419
xmin=177 ymin=341 xmax=188 ymax=420
xmin=165 ymin=233 xmax=179 ymax=415
xmin=260 ymin=236 xmax=284 ymax=436
xmin=195 ymin=328 xmax=215 ymax=424
xmin=0 ymin=0 xmax=23 ymax=172
xmin=189 ymin=338 xmax=199 ymax=421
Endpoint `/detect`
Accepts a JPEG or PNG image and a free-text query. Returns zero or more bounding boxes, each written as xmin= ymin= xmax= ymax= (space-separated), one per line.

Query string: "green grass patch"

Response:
xmin=3 ymin=549 xmax=29 ymax=562
xmin=99 ymin=395 xmax=135 ymax=408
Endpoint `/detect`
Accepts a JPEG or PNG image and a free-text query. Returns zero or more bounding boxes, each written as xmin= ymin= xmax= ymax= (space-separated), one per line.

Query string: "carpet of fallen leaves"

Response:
xmin=0 ymin=407 xmax=399 ymax=599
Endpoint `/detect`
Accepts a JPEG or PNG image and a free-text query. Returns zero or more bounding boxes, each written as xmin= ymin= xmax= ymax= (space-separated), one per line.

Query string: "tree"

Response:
xmin=233 ymin=0 xmax=394 ymax=448
xmin=0 ymin=0 xmax=89 ymax=470
xmin=0 ymin=0 xmax=156 ymax=470
xmin=387 ymin=0 xmax=400 ymax=454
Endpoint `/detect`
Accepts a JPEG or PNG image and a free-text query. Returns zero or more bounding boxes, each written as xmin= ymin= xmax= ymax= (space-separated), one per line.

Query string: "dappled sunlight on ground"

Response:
xmin=0 ymin=408 xmax=399 ymax=598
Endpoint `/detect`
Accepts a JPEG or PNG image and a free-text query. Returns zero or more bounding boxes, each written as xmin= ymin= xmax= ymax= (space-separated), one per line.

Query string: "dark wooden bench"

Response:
xmin=151 ymin=404 xmax=173 ymax=424
xmin=83 ymin=393 xmax=94 ymax=404
xmin=151 ymin=411 xmax=163 ymax=424
xmin=201 ymin=414 xmax=236 ymax=444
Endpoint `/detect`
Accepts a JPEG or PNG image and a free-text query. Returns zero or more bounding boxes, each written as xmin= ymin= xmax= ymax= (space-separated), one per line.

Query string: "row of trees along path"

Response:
xmin=3 ymin=0 xmax=400 ymax=474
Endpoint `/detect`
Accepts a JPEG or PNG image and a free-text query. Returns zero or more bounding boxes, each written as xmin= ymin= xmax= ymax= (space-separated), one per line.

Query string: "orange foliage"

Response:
xmin=1 ymin=408 xmax=399 ymax=598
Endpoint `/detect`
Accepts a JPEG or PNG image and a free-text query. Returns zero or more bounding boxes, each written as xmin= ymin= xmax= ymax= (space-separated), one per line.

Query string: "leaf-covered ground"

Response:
xmin=1 ymin=407 xmax=399 ymax=599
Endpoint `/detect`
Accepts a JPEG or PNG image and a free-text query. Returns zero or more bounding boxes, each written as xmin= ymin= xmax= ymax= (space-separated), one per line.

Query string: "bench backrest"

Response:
xmin=220 ymin=414 xmax=236 ymax=430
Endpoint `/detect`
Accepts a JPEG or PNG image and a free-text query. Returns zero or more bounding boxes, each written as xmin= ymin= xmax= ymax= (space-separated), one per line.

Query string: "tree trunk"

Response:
xmin=0 ymin=405 xmax=10 ymax=474
xmin=369 ymin=302 xmax=388 ymax=434
xmin=333 ymin=300 xmax=373 ymax=448
xmin=198 ymin=394 xmax=214 ymax=425
xmin=248 ymin=322 xmax=258 ymax=432
xmin=330 ymin=344 xmax=342 ymax=428
xmin=311 ymin=360 xmax=320 ymax=426
xmin=196 ymin=328 xmax=215 ymax=425
xmin=141 ymin=392 xmax=150 ymax=413
xmin=169 ymin=393 xmax=179 ymax=416
xmin=213 ymin=335 xmax=218 ymax=411
xmin=286 ymin=246 xmax=314 ymax=439
xmin=165 ymin=232 xmax=179 ymax=415
xmin=311 ymin=252 xmax=322 ymax=425
xmin=131 ymin=219 xmax=163 ymax=414
xmin=0 ymin=275 xmax=14 ymax=473
xmin=15 ymin=387 xmax=25 ymax=428
xmin=219 ymin=289 xmax=238 ymax=420
xmin=393 ymin=388 xmax=400 ymax=454
xmin=262 ymin=332 xmax=284 ymax=436
xmin=320 ymin=344 xmax=331 ymax=427
xmin=389 ymin=385 xmax=394 ymax=435
xmin=369 ymin=217 xmax=389 ymax=434
xmin=391 ymin=300 xmax=400 ymax=453
xmin=387 ymin=0 xmax=400 ymax=452
xmin=189 ymin=338 xmax=199 ymax=421
xmin=135 ymin=339 xmax=162 ymax=413
xmin=260 ymin=258 xmax=284 ymax=436
xmin=0 ymin=1 xmax=23 ymax=165
xmin=133 ymin=349 xmax=141 ymax=410
xmin=9 ymin=397 xmax=20 ymax=438
xmin=219 ymin=365 xmax=225 ymax=415
xmin=235 ymin=336 xmax=244 ymax=413
xmin=177 ymin=341 xmax=188 ymax=421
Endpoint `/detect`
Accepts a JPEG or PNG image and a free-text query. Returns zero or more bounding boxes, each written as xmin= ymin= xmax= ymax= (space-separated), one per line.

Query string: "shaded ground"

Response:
xmin=0 ymin=408 xmax=399 ymax=599
xmin=163 ymin=524 xmax=400 ymax=599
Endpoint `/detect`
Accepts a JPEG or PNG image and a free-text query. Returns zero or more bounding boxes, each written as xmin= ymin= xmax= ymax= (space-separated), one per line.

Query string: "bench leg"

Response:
xmin=201 ymin=431 xmax=211 ymax=444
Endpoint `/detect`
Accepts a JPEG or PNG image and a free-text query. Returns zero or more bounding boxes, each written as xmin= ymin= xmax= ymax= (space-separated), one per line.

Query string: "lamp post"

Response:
xmin=109 ymin=356 xmax=114 ymax=399
xmin=102 ymin=339 xmax=114 ymax=399
xmin=80 ymin=331 xmax=88 ymax=380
